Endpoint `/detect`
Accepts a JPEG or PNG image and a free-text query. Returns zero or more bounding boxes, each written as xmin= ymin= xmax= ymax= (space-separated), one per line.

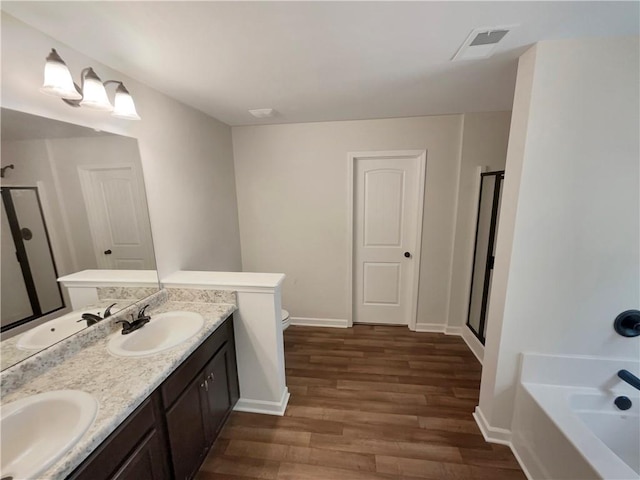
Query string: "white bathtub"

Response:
xmin=512 ymin=354 xmax=640 ymax=480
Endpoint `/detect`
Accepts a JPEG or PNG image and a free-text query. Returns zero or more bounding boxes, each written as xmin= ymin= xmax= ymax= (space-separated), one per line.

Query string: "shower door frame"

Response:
xmin=1 ymin=186 xmax=65 ymax=331
xmin=466 ymin=170 xmax=504 ymax=345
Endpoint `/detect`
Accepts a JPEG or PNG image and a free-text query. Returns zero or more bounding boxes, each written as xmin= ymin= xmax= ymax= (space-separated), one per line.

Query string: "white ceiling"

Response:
xmin=2 ymin=2 xmax=639 ymax=126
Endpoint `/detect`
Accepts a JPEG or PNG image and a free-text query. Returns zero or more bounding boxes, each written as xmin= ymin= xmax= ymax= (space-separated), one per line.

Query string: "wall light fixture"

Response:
xmin=40 ymin=48 xmax=141 ymax=120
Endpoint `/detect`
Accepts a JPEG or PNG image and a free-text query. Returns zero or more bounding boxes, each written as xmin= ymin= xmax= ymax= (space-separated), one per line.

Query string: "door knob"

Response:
xmin=104 ymin=249 xmax=112 ymax=255
xmin=404 ymin=252 xmax=411 ymax=258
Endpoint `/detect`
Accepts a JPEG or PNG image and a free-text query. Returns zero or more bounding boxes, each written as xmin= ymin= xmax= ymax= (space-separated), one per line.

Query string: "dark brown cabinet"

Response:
xmin=68 ymin=314 xmax=238 ymax=480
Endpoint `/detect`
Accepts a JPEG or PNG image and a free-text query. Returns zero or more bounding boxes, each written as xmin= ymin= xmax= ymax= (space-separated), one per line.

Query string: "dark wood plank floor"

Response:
xmin=196 ymin=325 xmax=526 ymax=479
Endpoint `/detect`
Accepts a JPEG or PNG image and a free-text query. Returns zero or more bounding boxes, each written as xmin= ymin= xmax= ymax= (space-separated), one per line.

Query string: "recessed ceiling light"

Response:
xmin=452 ymin=25 xmax=518 ymax=61
xmin=249 ymin=108 xmax=275 ymax=118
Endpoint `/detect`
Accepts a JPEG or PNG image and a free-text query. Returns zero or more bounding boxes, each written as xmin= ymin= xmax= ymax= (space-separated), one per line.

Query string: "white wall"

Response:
xmin=232 ymin=116 xmax=465 ymax=328
xmin=448 ymin=112 xmax=512 ymax=333
xmin=1 ymin=13 xmax=243 ymax=278
xmin=479 ymin=36 xmax=640 ymax=432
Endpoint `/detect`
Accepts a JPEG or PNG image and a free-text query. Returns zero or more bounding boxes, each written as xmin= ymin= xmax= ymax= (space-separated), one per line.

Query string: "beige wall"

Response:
xmin=233 ymin=115 xmax=466 ymax=328
xmin=448 ymin=112 xmax=512 ymax=331
xmin=480 ymin=36 xmax=640 ymax=432
xmin=1 ymin=13 xmax=243 ymax=278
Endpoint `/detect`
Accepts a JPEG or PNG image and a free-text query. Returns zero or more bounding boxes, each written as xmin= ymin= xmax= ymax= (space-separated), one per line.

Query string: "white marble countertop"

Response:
xmin=1 ymin=300 xmax=130 ymax=371
xmin=1 ymin=300 xmax=236 ymax=480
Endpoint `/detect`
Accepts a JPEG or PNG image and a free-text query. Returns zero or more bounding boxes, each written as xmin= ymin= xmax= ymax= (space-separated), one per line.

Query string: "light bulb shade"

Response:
xmin=112 ymin=84 xmax=141 ymax=120
xmin=40 ymin=49 xmax=82 ymax=100
xmin=79 ymin=68 xmax=113 ymax=111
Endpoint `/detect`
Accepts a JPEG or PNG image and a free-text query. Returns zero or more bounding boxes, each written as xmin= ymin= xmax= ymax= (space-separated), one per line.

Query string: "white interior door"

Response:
xmin=353 ymin=152 xmax=425 ymax=326
xmin=78 ymin=165 xmax=154 ymax=270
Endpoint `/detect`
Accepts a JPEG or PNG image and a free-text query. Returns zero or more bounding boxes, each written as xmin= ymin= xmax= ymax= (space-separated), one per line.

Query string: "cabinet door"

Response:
xmin=165 ymin=374 xmax=208 ymax=480
xmin=203 ymin=345 xmax=232 ymax=440
xmin=112 ymin=430 xmax=168 ymax=480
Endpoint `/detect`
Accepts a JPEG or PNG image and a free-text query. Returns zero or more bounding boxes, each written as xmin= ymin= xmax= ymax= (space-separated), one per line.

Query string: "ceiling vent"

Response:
xmin=452 ymin=26 xmax=516 ymax=61
xmin=249 ymin=108 xmax=275 ymax=118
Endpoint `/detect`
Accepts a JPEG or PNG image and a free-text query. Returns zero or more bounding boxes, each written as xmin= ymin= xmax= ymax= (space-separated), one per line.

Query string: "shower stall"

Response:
xmin=466 ymin=170 xmax=504 ymax=344
xmin=1 ymin=186 xmax=64 ymax=331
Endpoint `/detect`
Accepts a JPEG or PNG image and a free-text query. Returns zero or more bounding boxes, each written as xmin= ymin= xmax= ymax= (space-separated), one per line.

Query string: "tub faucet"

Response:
xmin=618 ymin=369 xmax=640 ymax=391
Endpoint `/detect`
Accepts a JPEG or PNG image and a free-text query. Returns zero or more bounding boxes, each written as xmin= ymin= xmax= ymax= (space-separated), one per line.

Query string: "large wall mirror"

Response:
xmin=0 ymin=108 xmax=159 ymax=370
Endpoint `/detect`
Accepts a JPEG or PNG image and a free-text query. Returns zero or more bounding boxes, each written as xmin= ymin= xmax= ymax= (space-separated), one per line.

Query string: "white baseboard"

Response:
xmin=461 ymin=326 xmax=484 ymax=364
xmin=509 ymin=439 xmax=538 ymax=480
xmin=234 ymin=388 xmax=290 ymax=416
xmin=414 ymin=323 xmax=446 ymax=333
xmin=444 ymin=326 xmax=462 ymax=335
xmin=290 ymin=317 xmax=349 ymax=328
xmin=473 ymin=406 xmax=512 ymax=445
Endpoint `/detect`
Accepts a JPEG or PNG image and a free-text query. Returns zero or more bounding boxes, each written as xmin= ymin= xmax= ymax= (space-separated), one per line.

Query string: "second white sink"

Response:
xmin=16 ymin=311 xmax=94 ymax=351
xmin=107 ymin=311 xmax=205 ymax=357
xmin=1 ymin=390 xmax=98 ymax=479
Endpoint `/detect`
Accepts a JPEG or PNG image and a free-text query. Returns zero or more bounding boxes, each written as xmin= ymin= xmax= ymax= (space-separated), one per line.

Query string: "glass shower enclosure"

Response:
xmin=1 ymin=187 xmax=64 ymax=331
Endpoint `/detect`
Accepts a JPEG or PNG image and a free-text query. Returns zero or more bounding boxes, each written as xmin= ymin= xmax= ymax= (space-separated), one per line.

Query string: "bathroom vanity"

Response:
xmin=68 ymin=315 xmax=239 ymax=480
xmin=0 ymin=289 xmax=240 ymax=480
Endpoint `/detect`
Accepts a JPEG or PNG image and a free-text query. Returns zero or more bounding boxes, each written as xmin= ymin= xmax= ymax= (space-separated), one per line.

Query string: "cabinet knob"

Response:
xmin=208 ymin=372 xmax=215 ymax=381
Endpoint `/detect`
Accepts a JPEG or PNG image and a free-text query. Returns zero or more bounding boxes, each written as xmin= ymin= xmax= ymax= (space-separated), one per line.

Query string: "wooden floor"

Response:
xmin=196 ymin=325 xmax=526 ymax=480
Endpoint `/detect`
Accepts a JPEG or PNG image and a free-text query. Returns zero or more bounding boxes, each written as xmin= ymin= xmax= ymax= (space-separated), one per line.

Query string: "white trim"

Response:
xmin=347 ymin=150 xmax=427 ymax=331
xmin=473 ymin=406 xmax=512 ymax=445
xmin=162 ymin=271 xmax=286 ymax=294
xmin=58 ymin=269 xmax=159 ymax=288
xmin=444 ymin=326 xmax=462 ymax=336
xmin=461 ymin=165 xmax=487 ymax=329
xmin=461 ymin=325 xmax=484 ymax=364
xmin=509 ymin=440 xmax=538 ymax=480
xmin=234 ymin=388 xmax=290 ymax=416
xmin=346 ymin=154 xmax=354 ymax=328
xmin=290 ymin=317 xmax=349 ymax=328
xmin=472 ymin=406 xmax=533 ymax=480
xmin=414 ymin=323 xmax=446 ymax=333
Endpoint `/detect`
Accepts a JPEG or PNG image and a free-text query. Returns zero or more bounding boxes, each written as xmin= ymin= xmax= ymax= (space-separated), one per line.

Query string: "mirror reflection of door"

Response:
xmin=78 ymin=165 xmax=155 ymax=269
xmin=466 ymin=171 xmax=504 ymax=344
xmin=1 ymin=187 xmax=64 ymax=331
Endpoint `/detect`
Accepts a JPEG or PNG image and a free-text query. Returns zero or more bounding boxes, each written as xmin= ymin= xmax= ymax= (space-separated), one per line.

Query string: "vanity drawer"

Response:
xmin=161 ymin=314 xmax=233 ymax=408
xmin=67 ymin=393 xmax=168 ymax=480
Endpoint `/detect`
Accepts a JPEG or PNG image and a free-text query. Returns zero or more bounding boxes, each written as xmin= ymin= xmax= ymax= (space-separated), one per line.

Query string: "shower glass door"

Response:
xmin=466 ymin=171 xmax=504 ymax=344
xmin=1 ymin=187 xmax=64 ymax=331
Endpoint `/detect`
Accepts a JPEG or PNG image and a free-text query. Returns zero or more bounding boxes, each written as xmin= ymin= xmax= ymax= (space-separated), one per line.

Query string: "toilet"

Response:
xmin=281 ymin=309 xmax=291 ymax=330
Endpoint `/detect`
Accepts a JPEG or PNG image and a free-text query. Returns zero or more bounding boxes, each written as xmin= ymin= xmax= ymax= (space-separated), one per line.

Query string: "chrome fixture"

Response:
xmin=40 ymin=48 xmax=141 ymax=120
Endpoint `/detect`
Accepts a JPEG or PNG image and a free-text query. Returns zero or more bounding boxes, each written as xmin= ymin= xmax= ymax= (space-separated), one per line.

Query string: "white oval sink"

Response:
xmin=0 ymin=390 xmax=98 ymax=479
xmin=16 ymin=311 xmax=98 ymax=351
xmin=107 ymin=311 xmax=205 ymax=357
